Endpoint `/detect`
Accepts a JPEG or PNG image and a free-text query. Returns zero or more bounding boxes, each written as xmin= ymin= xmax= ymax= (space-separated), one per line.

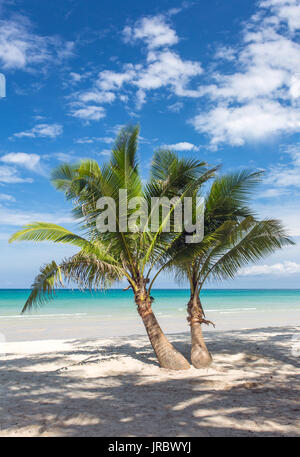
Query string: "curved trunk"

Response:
xmin=187 ymin=294 xmax=213 ymax=368
xmin=135 ymin=282 xmax=190 ymax=371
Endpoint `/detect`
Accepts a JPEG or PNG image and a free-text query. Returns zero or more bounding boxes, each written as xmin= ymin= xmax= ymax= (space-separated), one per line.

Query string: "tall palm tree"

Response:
xmin=167 ymin=171 xmax=294 ymax=368
xmin=9 ymin=126 xmax=216 ymax=371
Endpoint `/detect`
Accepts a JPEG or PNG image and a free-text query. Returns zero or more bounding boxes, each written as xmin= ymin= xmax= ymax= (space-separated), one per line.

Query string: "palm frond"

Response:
xmin=61 ymin=252 xmax=124 ymax=289
xmin=205 ymin=170 xmax=263 ymax=223
xmin=22 ymin=251 xmax=125 ymax=313
xmin=22 ymin=261 xmax=63 ymax=313
xmin=9 ymin=222 xmax=91 ymax=250
xmin=199 ymin=218 xmax=294 ymax=285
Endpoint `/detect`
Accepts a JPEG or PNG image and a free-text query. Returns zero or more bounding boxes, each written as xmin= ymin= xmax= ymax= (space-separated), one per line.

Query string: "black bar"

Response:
xmin=0 ymin=436 xmax=297 ymax=454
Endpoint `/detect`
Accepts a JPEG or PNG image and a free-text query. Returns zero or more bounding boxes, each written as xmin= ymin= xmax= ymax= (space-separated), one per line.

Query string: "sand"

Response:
xmin=0 ymin=325 xmax=299 ymax=437
xmin=1 ymin=308 xmax=299 ymax=341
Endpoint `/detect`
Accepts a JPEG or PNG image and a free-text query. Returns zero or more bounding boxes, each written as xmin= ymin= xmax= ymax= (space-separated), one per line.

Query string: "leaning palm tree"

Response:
xmin=9 ymin=125 xmax=216 ymax=371
xmin=162 ymin=170 xmax=294 ymax=368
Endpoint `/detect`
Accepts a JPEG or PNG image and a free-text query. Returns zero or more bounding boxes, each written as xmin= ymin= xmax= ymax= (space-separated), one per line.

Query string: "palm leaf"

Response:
xmin=9 ymin=222 xmax=91 ymax=250
xmin=22 ymin=251 xmax=125 ymax=313
xmin=199 ymin=218 xmax=294 ymax=286
xmin=22 ymin=261 xmax=63 ymax=313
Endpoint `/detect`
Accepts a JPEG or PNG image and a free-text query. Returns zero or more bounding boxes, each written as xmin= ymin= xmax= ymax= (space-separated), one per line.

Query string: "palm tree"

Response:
xmin=9 ymin=125 xmax=216 ymax=371
xmin=167 ymin=170 xmax=294 ymax=368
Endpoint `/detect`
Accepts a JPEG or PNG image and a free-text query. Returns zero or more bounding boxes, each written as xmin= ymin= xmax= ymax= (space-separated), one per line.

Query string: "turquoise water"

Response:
xmin=0 ymin=289 xmax=299 ymax=318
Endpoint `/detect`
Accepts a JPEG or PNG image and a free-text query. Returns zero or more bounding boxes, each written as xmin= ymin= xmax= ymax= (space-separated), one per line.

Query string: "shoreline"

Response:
xmin=0 ymin=308 xmax=299 ymax=342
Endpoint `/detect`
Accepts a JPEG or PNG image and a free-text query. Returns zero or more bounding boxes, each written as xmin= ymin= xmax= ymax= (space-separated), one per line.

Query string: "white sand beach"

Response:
xmin=1 ymin=307 xmax=299 ymax=342
xmin=0 ymin=325 xmax=299 ymax=437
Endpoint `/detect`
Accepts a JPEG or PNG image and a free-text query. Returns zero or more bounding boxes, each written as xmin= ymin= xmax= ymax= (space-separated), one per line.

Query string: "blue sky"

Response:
xmin=0 ymin=0 xmax=300 ymax=288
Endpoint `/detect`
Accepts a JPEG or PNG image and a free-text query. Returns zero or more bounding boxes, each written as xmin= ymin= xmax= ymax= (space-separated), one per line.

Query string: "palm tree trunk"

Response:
xmin=187 ymin=294 xmax=212 ymax=368
xmin=135 ymin=282 xmax=190 ymax=370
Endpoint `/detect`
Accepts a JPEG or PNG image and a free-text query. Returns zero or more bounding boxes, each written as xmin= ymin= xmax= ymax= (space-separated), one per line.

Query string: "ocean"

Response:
xmin=0 ymin=288 xmax=299 ymax=319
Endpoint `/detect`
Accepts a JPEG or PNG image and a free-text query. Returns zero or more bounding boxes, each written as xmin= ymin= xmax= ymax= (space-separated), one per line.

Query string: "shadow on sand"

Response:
xmin=0 ymin=326 xmax=299 ymax=437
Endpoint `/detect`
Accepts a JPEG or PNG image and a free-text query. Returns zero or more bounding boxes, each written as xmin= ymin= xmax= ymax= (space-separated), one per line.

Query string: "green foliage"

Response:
xmin=21 ymin=261 xmax=63 ymax=313
xmin=11 ymin=124 xmax=291 ymax=315
xmin=10 ymin=125 xmax=215 ymax=311
xmin=169 ymin=169 xmax=294 ymax=296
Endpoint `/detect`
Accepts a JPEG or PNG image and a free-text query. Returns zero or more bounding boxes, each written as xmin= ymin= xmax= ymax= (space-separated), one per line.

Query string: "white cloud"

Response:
xmin=0 ymin=15 xmax=74 ymax=71
xmin=13 ymin=123 xmax=63 ymax=139
xmin=200 ymin=67 xmax=288 ymax=102
xmin=265 ymin=144 xmax=300 ymax=188
xmin=0 ymin=16 xmax=49 ymax=70
xmin=107 ymin=124 xmax=127 ymax=135
xmin=93 ymin=48 xmax=202 ymax=111
xmin=168 ymin=101 xmax=183 ymax=112
xmin=191 ymin=0 xmax=300 ymax=146
xmin=192 ymin=100 xmax=300 ymax=146
xmin=75 ymin=136 xmax=114 ymax=144
xmin=161 ymin=142 xmax=199 ymax=151
xmin=0 ymin=165 xmax=33 ymax=184
xmin=123 ymin=16 xmax=178 ymax=49
xmin=99 ymin=149 xmax=111 ymax=156
xmin=0 ymin=152 xmax=40 ymax=171
xmin=239 ymin=260 xmax=300 ymax=276
xmin=70 ymin=72 xmax=83 ymax=82
xmin=97 ymin=68 xmax=136 ymax=91
xmin=54 ymin=152 xmax=75 ymax=162
xmin=66 ymin=5 xmax=300 ymax=130
xmin=0 ymin=193 xmax=15 ymax=202
xmin=257 ymin=188 xmax=289 ymax=197
xmin=0 ymin=152 xmax=45 ymax=182
xmin=135 ymin=50 xmax=202 ymax=99
xmin=69 ymin=14 xmax=203 ymax=116
xmin=267 ymin=167 xmax=300 ymax=187
xmin=68 ymin=67 xmax=135 ymax=119
xmin=290 ymin=75 xmax=300 ymax=99
xmin=214 ymin=46 xmax=236 ymax=62
xmin=0 ymin=207 xmax=73 ymax=226
xmin=75 ymin=138 xmax=94 ymax=144
xmin=69 ymin=105 xmax=106 ymax=121
xmin=260 ymin=0 xmax=300 ymax=33
xmin=78 ymin=90 xmax=116 ymax=104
